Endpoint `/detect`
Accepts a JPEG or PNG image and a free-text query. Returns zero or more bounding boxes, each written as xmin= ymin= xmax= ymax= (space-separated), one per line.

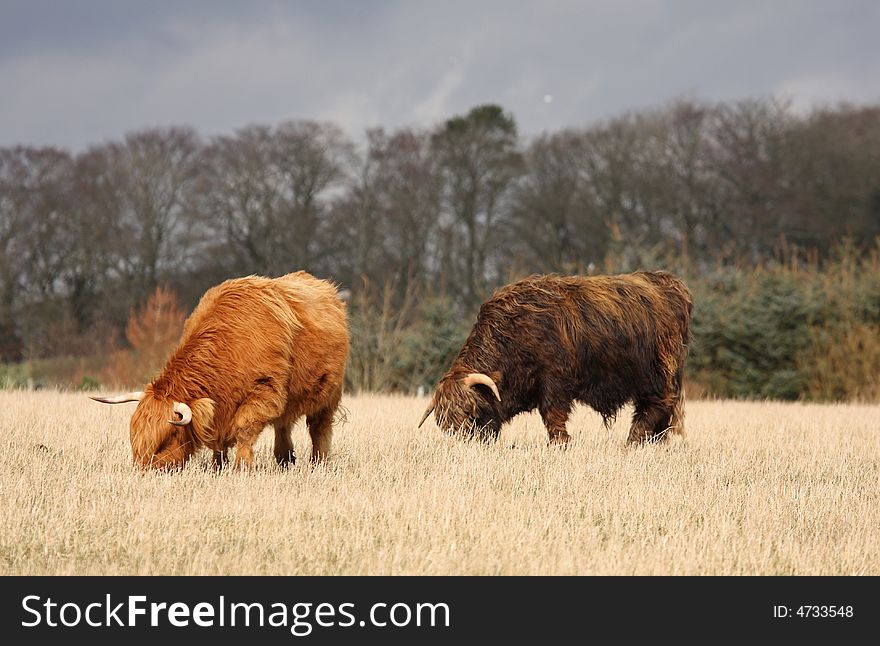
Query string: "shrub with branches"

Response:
xmin=101 ymin=286 xmax=185 ymax=387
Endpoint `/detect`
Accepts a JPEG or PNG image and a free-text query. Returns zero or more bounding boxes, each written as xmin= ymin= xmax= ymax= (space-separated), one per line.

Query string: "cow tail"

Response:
xmin=669 ymin=380 xmax=686 ymax=438
xmin=668 ymin=334 xmax=688 ymax=438
xmin=670 ymin=297 xmax=691 ymax=438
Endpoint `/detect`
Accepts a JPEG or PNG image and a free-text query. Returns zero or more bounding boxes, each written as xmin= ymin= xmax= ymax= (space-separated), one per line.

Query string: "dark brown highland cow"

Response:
xmin=419 ymin=272 xmax=692 ymax=445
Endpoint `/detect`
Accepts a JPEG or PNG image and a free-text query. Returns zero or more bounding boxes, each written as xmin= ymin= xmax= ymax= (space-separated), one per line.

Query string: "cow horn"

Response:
xmin=461 ymin=373 xmax=501 ymax=401
xmin=417 ymin=400 xmax=435 ymax=429
xmin=90 ymin=391 xmax=144 ymax=404
xmin=169 ymin=401 xmax=192 ymax=426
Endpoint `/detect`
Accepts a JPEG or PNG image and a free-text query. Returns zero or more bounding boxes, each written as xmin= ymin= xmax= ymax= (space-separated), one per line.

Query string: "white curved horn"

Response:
xmin=461 ymin=373 xmax=501 ymax=402
xmin=90 ymin=391 xmax=144 ymax=404
xmin=169 ymin=401 xmax=192 ymax=426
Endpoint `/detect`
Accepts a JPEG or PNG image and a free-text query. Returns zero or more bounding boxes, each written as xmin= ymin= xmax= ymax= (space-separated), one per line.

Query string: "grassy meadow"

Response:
xmin=0 ymin=390 xmax=877 ymax=575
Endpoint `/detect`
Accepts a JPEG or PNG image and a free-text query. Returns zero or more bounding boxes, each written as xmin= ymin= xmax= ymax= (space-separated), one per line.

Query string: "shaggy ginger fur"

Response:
xmin=422 ymin=271 xmax=692 ymax=445
xmin=125 ymin=271 xmax=348 ymax=469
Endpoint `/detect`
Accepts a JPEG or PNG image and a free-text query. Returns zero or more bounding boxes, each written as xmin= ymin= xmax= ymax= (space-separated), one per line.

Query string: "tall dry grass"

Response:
xmin=0 ymin=391 xmax=877 ymax=575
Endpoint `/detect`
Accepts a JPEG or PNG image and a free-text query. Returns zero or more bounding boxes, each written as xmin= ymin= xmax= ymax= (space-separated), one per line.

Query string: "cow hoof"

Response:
xmin=548 ymin=432 xmax=570 ymax=447
xmin=275 ymin=452 xmax=296 ymax=468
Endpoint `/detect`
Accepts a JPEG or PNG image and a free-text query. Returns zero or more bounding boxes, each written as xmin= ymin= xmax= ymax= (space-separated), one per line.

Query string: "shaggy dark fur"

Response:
xmin=420 ymin=271 xmax=693 ymax=445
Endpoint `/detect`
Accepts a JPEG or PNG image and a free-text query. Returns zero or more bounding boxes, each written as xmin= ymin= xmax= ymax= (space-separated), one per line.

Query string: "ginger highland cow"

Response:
xmin=93 ymin=271 xmax=349 ymax=470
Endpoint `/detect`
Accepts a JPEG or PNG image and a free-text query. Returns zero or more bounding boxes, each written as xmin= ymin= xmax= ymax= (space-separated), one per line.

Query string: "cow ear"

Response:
xmin=189 ymin=398 xmax=216 ymax=445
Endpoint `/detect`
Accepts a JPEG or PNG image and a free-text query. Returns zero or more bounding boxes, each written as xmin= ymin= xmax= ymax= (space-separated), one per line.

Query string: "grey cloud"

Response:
xmin=1 ymin=0 xmax=878 ymax=149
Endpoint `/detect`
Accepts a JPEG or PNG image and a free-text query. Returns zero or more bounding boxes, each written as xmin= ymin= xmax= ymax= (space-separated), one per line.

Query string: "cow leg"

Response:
xmin=212 ymin=449 xmax=228 ymax=470
xmin=643 ymin=376 xmax=686 ymax=443
xmin=306 ymin=387 xmax=341 ymax=463
xmin=628 ymin=399 xmax=672 ymax=445
xmin=540 ymin=405 xmax=571 ymax=446
xmin=273 ymin=419 xmax=296 ymax=467
xmin=650 ymin=408 xmax=675 ymax=442
xmin=232 ymin=427 xmax=261 ymax=470
xmin=232 ymin=387 xmax=286 ymax=469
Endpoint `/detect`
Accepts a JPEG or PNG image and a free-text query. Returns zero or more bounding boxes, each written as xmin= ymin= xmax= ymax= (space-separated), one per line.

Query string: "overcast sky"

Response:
xmin=2 ymin=0 xmax=878 ymax=149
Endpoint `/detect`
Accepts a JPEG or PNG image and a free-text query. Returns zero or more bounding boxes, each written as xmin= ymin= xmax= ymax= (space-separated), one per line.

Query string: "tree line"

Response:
xmin=1 ymin=98 xmax=879 ymax=379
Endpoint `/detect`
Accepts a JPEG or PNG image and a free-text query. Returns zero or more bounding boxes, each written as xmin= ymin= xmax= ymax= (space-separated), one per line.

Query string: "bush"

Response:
xmin=689 ymin=270 xmax=811 ymax=399
xmin=397 ymin=296 xmax=470 ymax=394
xmin=687 ymin=240 xmax=880 ymax=401
xmin=76 ymin=375 xmax=101 ymax=391
xmin=5 ymin=242 xmax=877 ymax=402
xmin=345 ymin=279 xmax=416 ymax=393
xmin=0 ymin=362 xmax=33 ymax=389
xmin=100 ymin=286 xmax=186 ymax=388
xmin=345 ymin=281 xmax=469 ymax=394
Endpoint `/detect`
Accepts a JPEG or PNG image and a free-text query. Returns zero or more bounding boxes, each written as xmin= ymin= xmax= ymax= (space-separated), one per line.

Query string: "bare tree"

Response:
xmin=325 ymin=127 xmax=443 ymax=306
xmin=199 ymin=121 xmax=354 ymax=277
xmin=100 ymin=127 xmax=202 ymax=301
xmin=710 ymin=97 xmax=793 ymax=260
xmin=324 ymin=130 xmax=383 ymax=290
xmin=61 ymin=147 xmax=136 ymax=333
xmin=508 ymin=130 xmax=606 ymax=273
xmin=0 ymin=146 xmax=74 ymax=359
xmin=631 ymin=100 xmax=725 ymax=266
xmin=782 ymin=104 xmax=880 ymax=255
xmin=574 ymin=114 xmax=653 ymax=261
xmin=373 ymin=128 xmax=443 ymax=295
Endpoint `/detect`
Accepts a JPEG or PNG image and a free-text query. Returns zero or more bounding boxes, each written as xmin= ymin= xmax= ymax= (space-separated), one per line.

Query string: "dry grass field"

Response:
xmin=0 ymin=390 xmax=877 ymax=575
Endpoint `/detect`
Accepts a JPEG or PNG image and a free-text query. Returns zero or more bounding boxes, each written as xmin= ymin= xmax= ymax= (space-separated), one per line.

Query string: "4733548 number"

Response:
xmin=796 ymin=606 xmax=853 ymax=618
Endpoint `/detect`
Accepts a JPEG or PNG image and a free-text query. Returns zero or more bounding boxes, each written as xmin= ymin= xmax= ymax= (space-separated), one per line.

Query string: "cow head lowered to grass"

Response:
xmin=92 ymin=271 xmax=349 ymax=470
xmin=418 ymin=271 xmax=693 ymax=445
